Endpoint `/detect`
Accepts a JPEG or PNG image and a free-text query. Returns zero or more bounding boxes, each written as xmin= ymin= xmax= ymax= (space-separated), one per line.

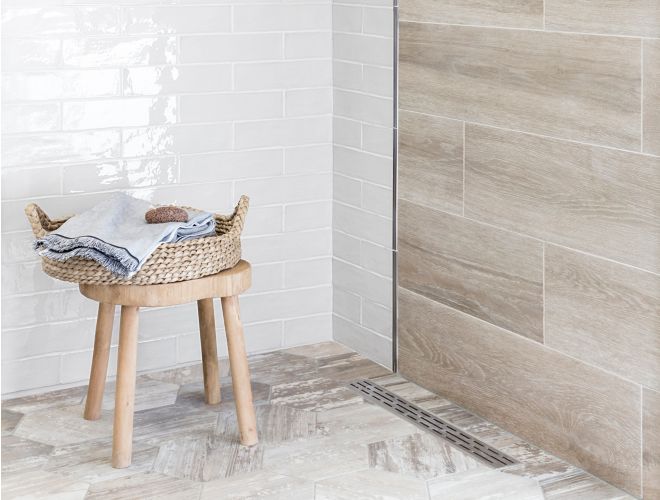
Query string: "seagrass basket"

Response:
xmin=24 ymin=195 xmax=249 ymax=286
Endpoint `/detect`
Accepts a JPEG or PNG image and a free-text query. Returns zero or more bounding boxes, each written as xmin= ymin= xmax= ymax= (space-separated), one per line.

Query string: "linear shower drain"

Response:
xmin=348 ymin=379 xmax=517 ymax=468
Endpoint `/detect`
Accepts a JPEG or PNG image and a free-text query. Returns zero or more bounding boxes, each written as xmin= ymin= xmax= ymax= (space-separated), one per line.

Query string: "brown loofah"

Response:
xmin=145 ymin=206 xmax=189 ymax=224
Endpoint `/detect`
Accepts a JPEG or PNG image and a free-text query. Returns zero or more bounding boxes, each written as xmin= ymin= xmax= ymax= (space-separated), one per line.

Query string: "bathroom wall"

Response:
xmin=397 ymin=1 xmax=660 ymax=496
xmin=331 ymin=0 xmax=395 ymax=368
xmin=1 ymin=0 xmax=333 ymax=395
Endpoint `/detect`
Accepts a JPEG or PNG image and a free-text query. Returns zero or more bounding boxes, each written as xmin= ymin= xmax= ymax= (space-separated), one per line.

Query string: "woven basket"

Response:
xmin=24 ymin=195 xmax=249 ymax=286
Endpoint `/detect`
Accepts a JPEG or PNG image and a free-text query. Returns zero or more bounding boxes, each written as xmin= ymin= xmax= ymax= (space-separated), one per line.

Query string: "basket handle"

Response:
xmin=227 ymin=195 xmax=249 ymax=237
xmin=24 ymin=203 xmax=70 ymax=238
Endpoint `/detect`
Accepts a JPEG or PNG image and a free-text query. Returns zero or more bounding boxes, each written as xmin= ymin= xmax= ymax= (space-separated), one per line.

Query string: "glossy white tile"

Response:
xmin=62 ymin=37 xmax=177 ymax=67
xmin=62 ymin=97 xmax=176 ymax=130
xmin=122 ymin=6 xmax=231 ymax=34
xmin=2 ymin=70 xmax=121 ymax=101
xmin=2 ymin=7 xmax=120 ymax=37
xmin=122 ymin=65 xmax=232 ymax=96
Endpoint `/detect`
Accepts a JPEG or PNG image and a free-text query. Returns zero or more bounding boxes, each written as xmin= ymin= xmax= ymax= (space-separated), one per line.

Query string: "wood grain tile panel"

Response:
xmin=398 ymin=110 xmax=463 ymax=214
xmin=545 ymin=0 xmax=660 ymax=37
xmin=464 ymin=125 xmax=660 ymax=273
xmin=399 ymin=199 xmax=543 ymax=341
xmin=399 ymin=22 xmax=641 ymax=149
xmin=400 ymin=0 xmax=543 ymax=28
xmin=643 ymin=388 xmax=660 ymax=499
xmin=545 ymin=245 xmax=660 ymax=391
xmin=398 ymin=287 xmax=642 ymax=496
xmin=644 ymin=39 xmax=660 ymax=156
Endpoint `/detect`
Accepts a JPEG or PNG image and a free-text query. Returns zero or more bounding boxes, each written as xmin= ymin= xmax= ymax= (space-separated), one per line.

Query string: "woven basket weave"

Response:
xmin=24 ymin=195 xmax=249 ymax=286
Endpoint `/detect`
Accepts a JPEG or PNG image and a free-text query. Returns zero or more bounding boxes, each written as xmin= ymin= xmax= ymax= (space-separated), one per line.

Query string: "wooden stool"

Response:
xmin=79 ymin=260 xmax=258 ymax=468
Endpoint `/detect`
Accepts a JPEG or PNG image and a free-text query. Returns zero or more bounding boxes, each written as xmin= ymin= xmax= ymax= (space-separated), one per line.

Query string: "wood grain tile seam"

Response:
xmin=396 ymin=109 xmax=660 ymax=159
xmin=397 ymin=195 xmax=660 ymax=279
xmin=397 ymin=18 xmax=660 ymax=41
xmin=398 ymin=285 xmax=651 ymax=392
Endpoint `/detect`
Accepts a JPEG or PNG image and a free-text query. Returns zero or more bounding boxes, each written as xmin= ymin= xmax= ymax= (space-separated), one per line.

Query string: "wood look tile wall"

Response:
xmin=397 ymin=1 xmax=659 ymax=496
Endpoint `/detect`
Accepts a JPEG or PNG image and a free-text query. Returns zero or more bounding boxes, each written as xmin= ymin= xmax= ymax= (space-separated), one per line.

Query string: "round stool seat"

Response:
xmin=79 ymin=260 xmax=251 ymax=307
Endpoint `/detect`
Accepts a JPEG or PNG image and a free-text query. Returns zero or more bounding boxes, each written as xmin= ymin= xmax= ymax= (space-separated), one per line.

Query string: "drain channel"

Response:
xmin=348 ymin=379 xmax=517 ymax=468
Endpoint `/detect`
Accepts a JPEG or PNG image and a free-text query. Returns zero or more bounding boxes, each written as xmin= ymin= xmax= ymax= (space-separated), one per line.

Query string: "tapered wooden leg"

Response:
xmin=84 ymin=302 xmax=115 ymax=421
xmin=221 ymin=296 xmax=258 ymax=446
xmin=112 ymin=306 xmax=139 ymax=469
xmin=197 ymin=298 xmax=221 ymax=405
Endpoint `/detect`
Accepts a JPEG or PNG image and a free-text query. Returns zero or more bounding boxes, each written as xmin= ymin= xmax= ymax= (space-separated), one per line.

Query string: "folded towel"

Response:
xmin=35 ymin=193 xmax=216 ymax=278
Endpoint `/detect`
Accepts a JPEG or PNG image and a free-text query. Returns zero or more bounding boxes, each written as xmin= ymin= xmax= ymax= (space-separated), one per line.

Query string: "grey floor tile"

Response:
xmin=428 ymin=469 xmax=545 ymax=500
xmin=86 ymin=471 xmax=202 ymax=499
xmin=315 ymin=469 xmax=429 ymax=500
xmin=176 ymin=379 xmax=271 ymax=410
xmin=0 ymin=342 xmax=635 ymax=499
xmin=2 ymin=468 xmax=90 ymax=499
xmin=369 ymin=433 xmax=486 ymax=480
xmin=201 ymin=470 xmax=315 ymax=499
xmin=13 ymin=404 xmax=113 ymax=446
xmin=270 ymin=377 xmax=362 ymax=411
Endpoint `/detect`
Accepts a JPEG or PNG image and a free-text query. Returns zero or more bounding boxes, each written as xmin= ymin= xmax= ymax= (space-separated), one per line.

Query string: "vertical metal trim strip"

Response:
xmin=391 ymin=0 xmax=400 ymax=372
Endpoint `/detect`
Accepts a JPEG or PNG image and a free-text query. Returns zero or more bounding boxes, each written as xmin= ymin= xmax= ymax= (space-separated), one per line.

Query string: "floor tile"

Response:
xmin=428 ymin=469 xmax=544 ymax=499
xmin=96 ymin=378 xmax=180 ymax=412
xmin=282 ymin=341 xmax=354 ymax=359
xmin=216 ymin=404 xmax=319 ymax=444
xmin=315 ymin=469 xmax=429 ymax=500
xmin=270 ymin=377 xmax=362 ymax=411
xmin=200 ymin=470 xmax=315 ymax=499
xmin=317 ymin=353 xmax=391 ymax=382
xmin=1 ymin=434 xmax=53 ymax=473
xmin=262 ymin=435 xmax=369 ymax=482
xmin=153 ymin=432 xmax=264 ymax=482
xmin=176 ymin=379 xmax=271 ymax=410
xmin=1 ymin=408 xmax=22 ymax=434
xmin=2 ymin=469 xmax=89 ymax=499
xmin=541 ymin=470 xmax=635 ymax=499
xmin=13 ymin=404 xmax=113 ymax=446
xmin=369 ymin=433 xmax=485 ymax=480
xmin=2 ymin=385 xmax=86 ymax=414
xmin=86 ymin=471 xmax=202 ymax=499
xmin=44 ymin=437 xmax=158 ymax=484
xmin=0 ymin=342 xmax=634 ymax=499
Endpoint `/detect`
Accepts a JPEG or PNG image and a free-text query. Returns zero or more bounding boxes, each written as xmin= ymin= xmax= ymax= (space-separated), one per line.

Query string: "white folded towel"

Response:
xmin=35 ymin=193 xmax=216 ymax=278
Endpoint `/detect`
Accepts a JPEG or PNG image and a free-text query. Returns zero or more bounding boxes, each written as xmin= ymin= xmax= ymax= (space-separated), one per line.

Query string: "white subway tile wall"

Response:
xmin=1 ymin=0 xmax=334 ymax=395
xmin=332 ymin=0 xmax=394 ymax=367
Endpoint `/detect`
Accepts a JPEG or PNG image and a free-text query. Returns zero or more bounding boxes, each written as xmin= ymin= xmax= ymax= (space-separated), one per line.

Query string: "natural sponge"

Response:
xmin=145 ymin=206 xmax=189 ymax=224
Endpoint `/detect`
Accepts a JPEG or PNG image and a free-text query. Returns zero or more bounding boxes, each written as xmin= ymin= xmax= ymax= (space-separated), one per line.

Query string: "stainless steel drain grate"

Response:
xmin=348 ymin=379 xmax=517 ymax=468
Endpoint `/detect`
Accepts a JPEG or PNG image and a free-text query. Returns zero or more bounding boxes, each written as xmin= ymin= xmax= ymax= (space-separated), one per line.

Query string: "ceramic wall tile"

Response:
xmin=2 ymin=0 xmax=336 ymax=396
xmin=399 ymin=22 xmax=641 ymax=149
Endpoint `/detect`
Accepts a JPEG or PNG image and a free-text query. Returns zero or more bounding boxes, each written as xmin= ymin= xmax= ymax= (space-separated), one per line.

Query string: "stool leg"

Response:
xmin=84 ymin=302 xmax=115 ymax=421
xmin=112 ymin=305 xmax=139 ymax=469
xmin=197 ymin=298 xmax=221 ymax=404
xmin=221 ymin=296 xmax=258 ymax=446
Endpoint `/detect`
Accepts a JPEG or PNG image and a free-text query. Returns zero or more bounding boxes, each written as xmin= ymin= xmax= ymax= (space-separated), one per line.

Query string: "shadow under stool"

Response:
xmin=78 ymin=259 xmax=258 ymax=468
